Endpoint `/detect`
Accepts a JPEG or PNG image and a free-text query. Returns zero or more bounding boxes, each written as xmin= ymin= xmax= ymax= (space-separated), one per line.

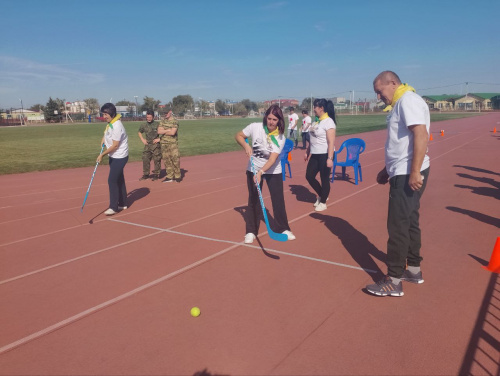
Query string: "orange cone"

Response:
xmin=494 ymin=127 xmax=497 ymax=133
xmin=429 ymin=134 xmax=433 ymax=141
xmin=288 ymin=153 xmax=292 ymax=161
xmin=440 ymin=130 xmax=444 ymax=136
xmin=482 ymin=237 xmax=500 ymax=273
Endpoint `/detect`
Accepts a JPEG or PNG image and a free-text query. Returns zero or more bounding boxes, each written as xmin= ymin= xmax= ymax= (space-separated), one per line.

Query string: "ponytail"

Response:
xmin=325 ymin=100 xmax=337 ymax=124
xmin=313 ymin=98 xmax=337 ymax=124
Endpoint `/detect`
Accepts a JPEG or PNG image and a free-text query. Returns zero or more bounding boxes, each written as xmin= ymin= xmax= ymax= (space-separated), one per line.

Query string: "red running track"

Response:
xmin=0 ymin=113 xmax=499 ymax=375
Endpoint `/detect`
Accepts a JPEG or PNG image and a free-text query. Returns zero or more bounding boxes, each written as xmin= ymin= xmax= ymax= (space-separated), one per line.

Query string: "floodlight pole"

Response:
xmin=19 ymin=98 xmax=25 ymax=126
xmin=134 ymin=96 xmax=138 ymax=117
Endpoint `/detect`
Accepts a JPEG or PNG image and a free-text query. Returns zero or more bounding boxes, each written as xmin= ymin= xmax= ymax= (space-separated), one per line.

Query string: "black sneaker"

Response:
xmin=175 ymin=178 xmax=182 ymax=183
xmin=162 ymin=178 xmax=174 ymax=183
xmin=151 ymin=175 xmax=159 ymax=181
xmin=401 ymin=269 xmax=424 ymax=284
xmin=366 ymin=276 xmax=404 ymax=297
xmin=139 ymin=175 xmax=149 ymax=181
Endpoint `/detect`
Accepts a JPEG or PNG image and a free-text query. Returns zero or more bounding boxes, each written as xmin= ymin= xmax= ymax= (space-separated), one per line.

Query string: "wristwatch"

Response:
xmin=327 ymin=156 xmax=334 ymax=161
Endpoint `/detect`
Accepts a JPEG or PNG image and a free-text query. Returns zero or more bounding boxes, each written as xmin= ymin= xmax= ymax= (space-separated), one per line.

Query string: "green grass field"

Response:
xmin=0 ymin=112 xmax=484 ymax=175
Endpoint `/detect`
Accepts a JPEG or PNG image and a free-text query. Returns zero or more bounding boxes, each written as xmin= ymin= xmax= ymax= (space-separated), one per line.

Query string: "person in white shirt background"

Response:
xmin=287 ymin=107 xmax=299 ymax=149
xmin=235 ymin=104 xmax=296 ymax=244
xmin=304 ymin=98 xmax=336 ymax=212
xmin=301 ymin=109 xmax=312 ymax=150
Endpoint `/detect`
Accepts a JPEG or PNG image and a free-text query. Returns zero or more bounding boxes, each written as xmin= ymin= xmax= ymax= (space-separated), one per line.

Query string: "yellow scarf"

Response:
xmin=104 ymin=114 xmax=122 ymax=134
xmin=383 ymin=83 xmax=416 ymax=112
xmin=319 ymin=113 xmax=329 ymax=121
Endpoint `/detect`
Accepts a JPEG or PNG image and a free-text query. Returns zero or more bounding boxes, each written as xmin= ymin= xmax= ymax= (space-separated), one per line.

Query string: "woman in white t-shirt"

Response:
xmin=235 ymin=104 xmax=295 ymax=244
xmin=301 ymin=109 xmax=312 ymax=150
xmin=304 ymin=98 xmax=336 ymax=212
xmin=96 ymin=103 xmax=129 ymax=216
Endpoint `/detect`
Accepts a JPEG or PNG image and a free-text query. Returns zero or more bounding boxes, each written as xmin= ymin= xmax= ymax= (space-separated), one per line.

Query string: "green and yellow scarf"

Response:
xmin=104 ymin=114 xmax=122 ymax=134
xmin=264 ymin=125 xmax=280 ymax=148
xmin=383 ymin=83 xmax=416 ymax=112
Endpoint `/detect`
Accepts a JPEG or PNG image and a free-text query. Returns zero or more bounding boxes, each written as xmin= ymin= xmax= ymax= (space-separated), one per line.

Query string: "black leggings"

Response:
xmin=306 ymin=153 xmax=331 ymax=204
xmin=245 ymin=171 xmax=290 ymax=235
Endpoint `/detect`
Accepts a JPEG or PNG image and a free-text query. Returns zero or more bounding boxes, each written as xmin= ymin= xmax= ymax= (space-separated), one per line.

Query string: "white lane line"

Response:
xmin=0 ymin=242 xmax=242 ymax=355
xmin=0 ymin=231 xmax=164 ymax=286
xmin=109 ymin=218 xmax=378 ymax=274
xmin=0 ymin=177 xmax=244 ymax=226
xmin=0 ymin=183 xmax=245 ymax=246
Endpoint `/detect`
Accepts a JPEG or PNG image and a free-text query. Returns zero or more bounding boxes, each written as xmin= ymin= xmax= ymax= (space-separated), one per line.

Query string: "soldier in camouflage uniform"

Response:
xmin=137 ymin=110 xmax=161 ymax=181
xmin=158 ymin=109 xmax=181 ymax=183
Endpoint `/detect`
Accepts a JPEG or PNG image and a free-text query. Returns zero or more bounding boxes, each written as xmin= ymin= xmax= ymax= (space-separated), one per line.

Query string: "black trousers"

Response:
xmin=245 ymin=171 xmax=290 ymax=235
xmin=386 ymin=167 xmax=430 ymax=278
xmin=306 ymin=153 xmax=331 ymax=204
xmin=302 ymin=132 xmax=310 ymax=149
xmin=288 ymin=129 xmax=298 ymax=148
xmin=108 ymin=156 xmax=128 ymax=211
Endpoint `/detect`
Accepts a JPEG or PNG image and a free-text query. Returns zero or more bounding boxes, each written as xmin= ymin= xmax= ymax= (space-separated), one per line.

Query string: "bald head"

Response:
xmin=373 ymin=71 xmax=401 ymax=86
xmin=373 ymin=71 xmax=402 ymax=105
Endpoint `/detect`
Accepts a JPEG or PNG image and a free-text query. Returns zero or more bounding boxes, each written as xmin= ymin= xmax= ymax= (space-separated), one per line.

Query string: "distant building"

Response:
xmin=264 ymin=99 xmax=299 ymax=109
xmin=115 ymin=105 xmax=137 ymax=117
xmin=65 ymin=101 xmax=86 ymax=113
xmin=10 ymin=109 xmax=44 ymax=122
xmin=423 ymin=93 xmax=500 ymax=111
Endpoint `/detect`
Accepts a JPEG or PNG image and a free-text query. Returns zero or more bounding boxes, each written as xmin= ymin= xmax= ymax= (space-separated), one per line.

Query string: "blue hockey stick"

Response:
xmin=81 ymin=144 xmax=105 ymax=212
xmin=250 ymin=156 xmax=288 ymax=242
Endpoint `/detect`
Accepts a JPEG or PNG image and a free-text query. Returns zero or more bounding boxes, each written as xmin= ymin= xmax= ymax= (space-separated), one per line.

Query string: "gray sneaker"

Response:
xmin=366 ymin=276 xmax=404 ymax=297
xmin=401 ymin=269 xmax=424 ymax=284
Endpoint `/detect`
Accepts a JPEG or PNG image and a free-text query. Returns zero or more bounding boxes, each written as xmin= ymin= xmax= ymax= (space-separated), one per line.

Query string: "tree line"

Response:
xmin=7 ymin=95 xmax=322 ymax=123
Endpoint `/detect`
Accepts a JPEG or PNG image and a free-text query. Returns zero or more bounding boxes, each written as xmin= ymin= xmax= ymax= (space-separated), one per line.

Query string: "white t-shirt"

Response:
xmin=309 ymin=117 xmax=336 ymax=154
xmin=104 ymin=119 xmax=129 ymax=158
xmin=385 ymin=91 xmax=430 ymax=178
xmin=302 ymin=116 xmax=311 ymax=133
xmin=288 ymin=113 xmax=299 ymax=130
xmin=242 ymin=122 xmax=285 ymax=174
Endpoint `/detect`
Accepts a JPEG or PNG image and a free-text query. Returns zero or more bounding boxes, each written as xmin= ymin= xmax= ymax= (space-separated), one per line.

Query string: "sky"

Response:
xmin=1 ymin=0 xmax=499 ymax=109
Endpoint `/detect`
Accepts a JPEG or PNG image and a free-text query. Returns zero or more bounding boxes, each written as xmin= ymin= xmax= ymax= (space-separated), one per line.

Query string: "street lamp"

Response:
xmin=198 ymin=97 xmax=203 ymax=119
xmin=19 ymin=98 xmax=24 ymax=126
xmin=134 ymin=96 xmax=138 ymax=117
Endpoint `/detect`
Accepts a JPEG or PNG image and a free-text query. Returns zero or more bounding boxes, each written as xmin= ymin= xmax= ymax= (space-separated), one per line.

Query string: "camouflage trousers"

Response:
xmin=142 ymin=144 xmax=162 ymax=176
xmin=161 ymin=143 xmax=181 ymax=179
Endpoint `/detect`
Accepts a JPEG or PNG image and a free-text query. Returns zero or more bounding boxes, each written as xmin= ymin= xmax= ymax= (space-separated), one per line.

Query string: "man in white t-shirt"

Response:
xmin=287 ymin=107 xmax=299 ymax=149
xmin=366 ymin=70 xmax=430 ymax=297
xmin=301 ymin=109 xmax=311 ymax=149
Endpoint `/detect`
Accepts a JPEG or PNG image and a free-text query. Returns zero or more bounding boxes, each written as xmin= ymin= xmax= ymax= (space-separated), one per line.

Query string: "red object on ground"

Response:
xmin=482 ymin=237 xmax=500 ymax=273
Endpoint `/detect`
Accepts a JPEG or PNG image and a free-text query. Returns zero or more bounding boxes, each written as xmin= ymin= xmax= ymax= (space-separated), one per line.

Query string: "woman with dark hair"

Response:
xmin=97 ymin=103 xmax=129 ymax=216
xmin=304 ymin=98 xmax=336 ymax=212
xmin=235 ymin=104 xmax=295 ymax=244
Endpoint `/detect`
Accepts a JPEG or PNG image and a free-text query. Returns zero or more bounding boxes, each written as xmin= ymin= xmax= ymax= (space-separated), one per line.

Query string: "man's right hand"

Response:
xmin=376 ymin=167 xmax=389 ymax=184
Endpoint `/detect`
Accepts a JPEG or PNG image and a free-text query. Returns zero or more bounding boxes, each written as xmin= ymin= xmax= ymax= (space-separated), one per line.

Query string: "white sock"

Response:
xmin=390 ymin=276 xmax=401 ymax=285
xmin=408 ymin=266 xmax=421 ymax=274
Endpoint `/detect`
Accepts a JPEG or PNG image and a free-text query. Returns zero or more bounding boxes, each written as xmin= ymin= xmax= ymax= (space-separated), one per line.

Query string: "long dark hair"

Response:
xmin=263 ymin=104 xmax=285 ymax=134
xmin=101 ymin=103 xmax=117 ymax=118
xmin=313 ymin=98 xmax=337 ymax=124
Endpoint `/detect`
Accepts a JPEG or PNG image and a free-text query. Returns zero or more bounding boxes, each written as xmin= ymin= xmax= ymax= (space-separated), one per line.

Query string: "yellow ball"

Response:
xmin=190 ymin=307 xmax=201 ymax=317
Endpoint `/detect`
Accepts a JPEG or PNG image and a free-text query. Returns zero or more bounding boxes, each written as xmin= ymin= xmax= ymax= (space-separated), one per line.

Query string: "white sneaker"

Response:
xmin=282 ymin=230 xmax=296 ymax=240
xmin=315 ymin=203 xmax=327 ymax=212
xmin=314 ymin=197 xmax=328 ymax=207
xmin=104 ymin=208 xmax=118 ymax=216
xmin=244 ymin=233 xmax=256 ymax=244
xmin=118 ymin=206 xmax=128 ymax=211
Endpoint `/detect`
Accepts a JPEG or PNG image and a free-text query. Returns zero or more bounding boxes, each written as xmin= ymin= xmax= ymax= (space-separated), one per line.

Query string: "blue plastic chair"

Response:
xmin=331 ymin=138 xmax=366 ymax=185
xmin=280 ymin=138 xmax=294 ymax=181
